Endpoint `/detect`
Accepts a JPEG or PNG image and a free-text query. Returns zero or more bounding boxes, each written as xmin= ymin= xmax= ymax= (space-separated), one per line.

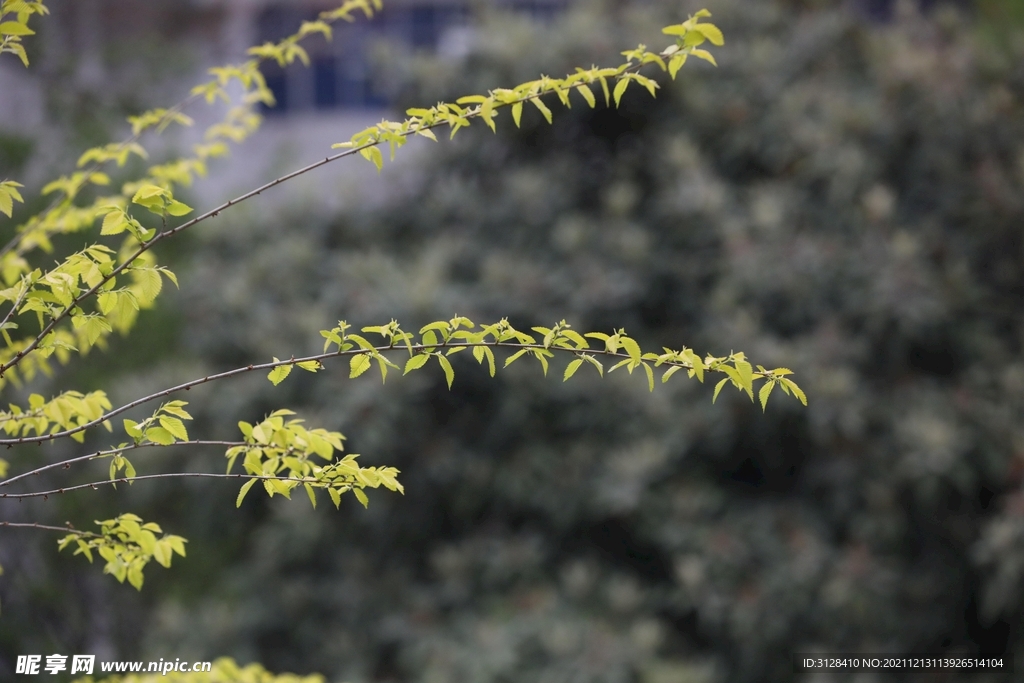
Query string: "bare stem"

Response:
xmin=5 ymin=471 xmax=331 ymax=500
xmin=0 ymin=521 xmax=101 ymax=538
xmin=0 ymin=440 xmax=244 ymax=490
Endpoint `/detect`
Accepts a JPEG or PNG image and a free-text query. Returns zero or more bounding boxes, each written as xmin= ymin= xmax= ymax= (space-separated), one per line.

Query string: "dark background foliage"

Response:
xmin=3 ymin=1 xmax=1024 ymax=681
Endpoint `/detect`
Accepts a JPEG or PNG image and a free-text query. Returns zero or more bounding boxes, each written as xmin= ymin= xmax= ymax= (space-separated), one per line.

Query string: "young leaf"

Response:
xmin=759 ymin=380 xmax=775 ymax=412
xmin=564 ymin=358 xmax=583 ymax=381
xmin=690 ymin=49 xmax=718 ymax=67
xmin=158 ymin=416 xmax=189 ymax=442
xmin=780 ymin=378 xmax=808 ymax=406
xmin=437 ymin=354 xmax=455 ymax=389
xmin=576 ymin=84 xmax=596 ymax=108
xmin=350 ymin=353 xmax=372 ymax=378
xmin=404 ymin=353 xmax=430 ymax=375
xmin=235 ymin=479 xmax=256 ymax=508
xmin=693 ymin=23 xmax=725 ymax=46
xmin=353 ymin=487 xmax=369 ymax=509
xmin=712 ymin=377 xmax=729 ymax=404
xmin=267 ymin=358 xmax=292 ymax=386
xmin=531 ymin=98 xmax=553 ymax=124
xmin=613 ymin=78 xmax=630 ymax=107
xmin=144 ymin=427 xmax=175 ymax=445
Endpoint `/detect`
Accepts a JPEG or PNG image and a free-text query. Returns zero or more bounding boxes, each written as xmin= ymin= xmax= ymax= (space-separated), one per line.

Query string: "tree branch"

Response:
xmin=0 ymin=440 xmax=244 ymax=490
xmin=0 ymin=520 xmax=101 ymax=539
xmin=4 ymin=471 xmax=329 ymax=500
xmin=0 ymin=340 xmax=751 ymax=448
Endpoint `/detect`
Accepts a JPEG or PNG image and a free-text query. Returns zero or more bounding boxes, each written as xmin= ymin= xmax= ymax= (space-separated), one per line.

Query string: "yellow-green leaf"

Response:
xmin=531 ymin=98 xmax=552 ymax=124
xmin=712 ymin=377 xmax=729 ymax=404
xmin=350 ymin=353 xmax=372 ymax=378
xmin=759 ymin=381 xmax=775 ymax=412
xmin=0 ymin=21 xmax=34 ymax=36
xmin=690 ymin=48 xmax=717 ymax=67
xmin=563 ymin=358 xmax=583 ymax=381
xmin=404 ymin=353 xmax=430 ymax=375
xmin=236 ymin=479 xmax=256 ymax=508
xmin=613 ymin=78 xmax=630 ymax=107
xmin=268 ymin=358 xmax=292 ymax=385
xmin=437 ymin=354 xmax=455 ymax=389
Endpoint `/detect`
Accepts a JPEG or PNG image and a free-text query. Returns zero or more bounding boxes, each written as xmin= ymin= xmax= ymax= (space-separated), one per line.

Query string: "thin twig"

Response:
xmin=0 ymin=521 xmax=101 ymax=538
xmin=5 ymin=471 xmax=328 ymax=500
xmin=0 ymin=440 xmax=244 ymax=490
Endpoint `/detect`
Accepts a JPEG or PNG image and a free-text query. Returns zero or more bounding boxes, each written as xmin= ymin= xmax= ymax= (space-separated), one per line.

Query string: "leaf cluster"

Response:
xmin=57 ymin=513 xmax=186 ymax=591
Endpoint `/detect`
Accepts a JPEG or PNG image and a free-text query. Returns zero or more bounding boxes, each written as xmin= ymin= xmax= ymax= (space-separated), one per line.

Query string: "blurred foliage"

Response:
xmin=5 ymin=0 xmax=1024 ymax=682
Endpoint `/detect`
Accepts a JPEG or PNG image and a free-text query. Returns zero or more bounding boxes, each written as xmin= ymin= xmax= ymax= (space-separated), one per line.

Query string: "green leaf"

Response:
xmin=621 ymin=337 xmax=642 ymax=363
xmin=693 ymin=23 xmax=725 ymax=46
xmin=100 ymin=210 xmax=128 ymax=235
xmin=353 ymin=487 xmax=369 ymax=509
xmin=0 ymin=21 xmax=34 ymax=36
xmin=404 ymin=353 xmax=430 ymax=375
xmin=235 ymin=480 xmax=256 ymax=507
xmin=153 ymin=540 xmax=172 ymax=568
xmin=734 ymin=359 xmax=754 ymax=400
xmin=304 ymin=483 xmax=317 ymax=509
xmin=482 ymin=346 xmax=496 ymax=377
xmin=531 ymin=98 xmax=553 ymax=124
xmin=576 ymin=84 xmax=596 ymax=108
xmin=296 ymin=360 xmax=321 ymax=372
xmin=511 ymin=102 xmax=523 ymax=128
xmin=165 ymin=200 xmax=193 ymax=217
xmin=328 ymin=486 xmax=343 ymax=509
xmin=160 ymin=402 xmax=192 ymax=420
xmin=350 ymin=353 xmax=372 ymax=378
xmin=504 ymin=349 xmax=528 ymax=367
xmin=159 ymin=416 xmax=188 ymax=442
xmin=613 ymin=78 xmax=630 ymax=107
xmin=168 ymin=536 xmax=187 ymax=557
xmin=145 ymin=427 xmax=176 ymax=445
xmin=563 ymin=358 xmax=583 ymax=381
xmin=668 ymin=54 xmax=688 ymax=79
xmin=127 ymin=564 xmax=144 ymax=591
xmin=690 ymin=48 xmax=718 ymax=67
xmin=643 ymin=362 xmax=655 ymax=392
xmin=780 ymin=378 xmax=808 ymax=406
xmin=759 ymin=380 xmax=775 ymax=412
xmin=360 ymin=146 xmax=384 ymax=172
xmin=712 ymin=377 xmax=729 ymax=404
xmin=123 ymin=419 xmax=142 ymax=439
xmin=267 ymin=359 xmax=292 ymax=385
xmin=437 ymin=354 xmax=455 ymax=389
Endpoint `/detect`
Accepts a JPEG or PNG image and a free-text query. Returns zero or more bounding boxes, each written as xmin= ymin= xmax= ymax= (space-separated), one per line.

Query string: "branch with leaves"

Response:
xmin=0 ymin=3 xmax=805 ymax=668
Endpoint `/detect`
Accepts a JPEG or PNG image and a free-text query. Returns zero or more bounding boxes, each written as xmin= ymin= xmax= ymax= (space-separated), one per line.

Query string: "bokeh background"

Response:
xmin=2 ymin=0 xmax=1024 ymax=681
